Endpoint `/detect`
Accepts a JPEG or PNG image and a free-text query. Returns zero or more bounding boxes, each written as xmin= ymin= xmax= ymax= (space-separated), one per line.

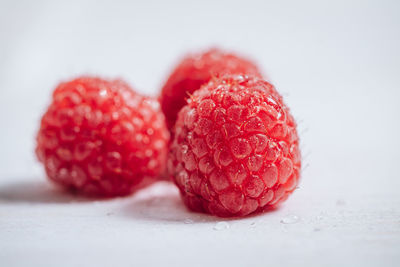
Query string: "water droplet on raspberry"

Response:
xmin=99 ymin=89 xmax=108 ymax=97
xmin=277 ymin=108 xmax=286 ymax=121
xmin=266 ymin=96 xmax=279 ymax=107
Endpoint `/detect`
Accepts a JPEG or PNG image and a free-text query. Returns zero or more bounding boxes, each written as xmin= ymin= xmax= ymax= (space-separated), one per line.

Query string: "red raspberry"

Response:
xmin=160 ymin=48 xmax=262 ymax=130
xmin=36 ymin=77 xmax=170 ymax=197
xmin=168 ymin=75 xmax=301 ymax=217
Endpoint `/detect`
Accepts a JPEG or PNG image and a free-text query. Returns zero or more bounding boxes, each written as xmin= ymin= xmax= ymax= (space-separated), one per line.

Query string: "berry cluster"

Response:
xmin=36 ymin=77 xmax=169 ymax=196
xmin=168 ymin=75 xmax=300 ymax=216
xmin=36 ymin=48 xmax=301 ymax=217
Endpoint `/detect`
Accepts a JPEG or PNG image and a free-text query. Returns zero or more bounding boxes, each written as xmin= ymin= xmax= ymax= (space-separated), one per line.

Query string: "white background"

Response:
xmin=1 ymin=0 xmax=399 ymax=266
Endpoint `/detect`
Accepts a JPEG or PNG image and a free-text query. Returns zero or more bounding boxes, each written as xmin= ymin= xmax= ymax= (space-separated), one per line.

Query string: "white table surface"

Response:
xmin=1 ymin=0 xmax=399 ymax=266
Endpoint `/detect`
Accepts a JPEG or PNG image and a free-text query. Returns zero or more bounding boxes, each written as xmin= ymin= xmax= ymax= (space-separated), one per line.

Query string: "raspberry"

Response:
xmin=36 ymin=76 xmax=170 ymax=197
xmin=160 ymin=48 xmax=262 ymax=130
xmin=168 ymin=75 xmax=301 ymax=217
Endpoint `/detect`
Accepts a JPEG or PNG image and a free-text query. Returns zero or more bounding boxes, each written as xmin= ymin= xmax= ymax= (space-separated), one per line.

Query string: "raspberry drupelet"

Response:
xmin=159 ymin=48 xmax=262 ymax=130
xmin=168 ymin=75 xmax=301 ymax=217
xmin=36 ymin=77 xmax=170 ymax=197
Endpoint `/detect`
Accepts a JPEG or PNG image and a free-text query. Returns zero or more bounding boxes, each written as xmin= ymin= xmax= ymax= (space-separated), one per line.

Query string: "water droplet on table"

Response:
xmin=213 ymin=221 xmax=230 ymax=231
xmin=280 ymin=214 xmax=300 ymax=224
xmin=250 ymin=222 xmax=256 ymax=227
xmin=183 ymin=219 xmax=194 ymax=224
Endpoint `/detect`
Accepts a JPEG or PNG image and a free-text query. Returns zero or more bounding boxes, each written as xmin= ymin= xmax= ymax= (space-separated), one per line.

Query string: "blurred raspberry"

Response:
xmin=168 ymin=75 xmax=301 ymax=217
xmin=160 ymin=48 xmax=262 ymax=130
xmin=36 ymin=76 xmax=169 ymax=197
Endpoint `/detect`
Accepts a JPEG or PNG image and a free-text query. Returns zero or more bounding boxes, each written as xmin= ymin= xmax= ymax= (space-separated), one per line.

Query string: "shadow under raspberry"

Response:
xmin=119 ymin=181 xmax=222 ymax=223
xmin=0 ymin=179 xmax=279 ymax=222
xmin=0 ymin=179 xmax=94 ymax=204
xmin=118 ymin=181 xmax=278 ymax=223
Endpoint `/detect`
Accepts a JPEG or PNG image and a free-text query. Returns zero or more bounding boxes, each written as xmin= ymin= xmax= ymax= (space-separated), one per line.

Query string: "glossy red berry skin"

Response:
xmin=160 ymin=48 xmax=262 ymax=130
xmin=36 ymin=77 xmax=170 ymax=197
xmin=168 ymin=75 xmax=301 ymax=217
